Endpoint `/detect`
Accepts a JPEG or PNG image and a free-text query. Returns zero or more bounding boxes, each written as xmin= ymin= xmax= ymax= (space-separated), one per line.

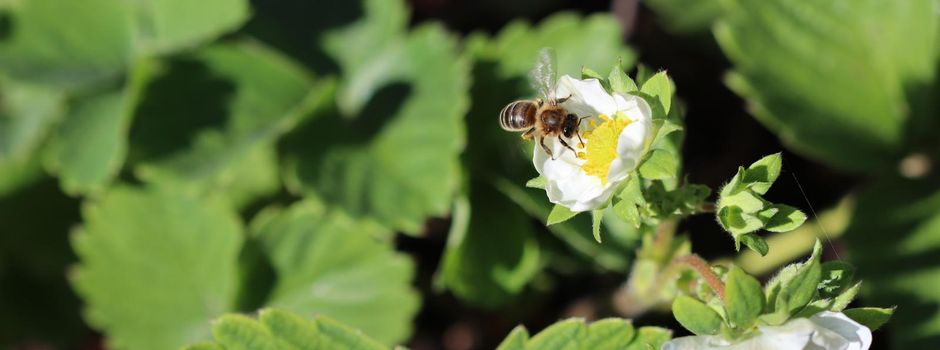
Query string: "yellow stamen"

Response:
xmin=577 ymin=152 xmax=586 ymax=159
xmin=581 ymin=114 xmax=632 ymax=184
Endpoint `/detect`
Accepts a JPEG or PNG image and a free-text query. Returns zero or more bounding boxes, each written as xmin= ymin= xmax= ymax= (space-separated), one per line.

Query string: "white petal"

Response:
xmin=606 ymin=119 xmax=649 ymax=182
xmin=613 ymin=92 xmax=653 ymax=124
xmin=662 ymin=319 xmax=814 ymax=350
xmin=532 ymin=136 xmax=614 ymax=212
xmin=605 ymin=94 xmax=652 ymax=182
xmin=808 ymin=312 xmax=872 ymax=350
xmin=662 ymin=313 xmax=873 ymax=350
xmin=555 ymin=75 xmax=617 ymax=116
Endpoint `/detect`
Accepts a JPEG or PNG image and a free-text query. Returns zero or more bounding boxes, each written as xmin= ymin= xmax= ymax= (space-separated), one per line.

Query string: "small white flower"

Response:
xmin=662 ymin=311 xmax=873 ymax=350
xmin=533 ymin=75 xmax=653 ymax=212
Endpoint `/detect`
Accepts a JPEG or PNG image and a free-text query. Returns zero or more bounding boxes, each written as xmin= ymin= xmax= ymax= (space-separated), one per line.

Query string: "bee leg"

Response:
xmin=575 ymin=117 xmax=588 ymax=147
xmin=559 ymin=138 xmax=576 ymax=154
xmin=539 ymin=137 xmax=555 ymax=160
xmin=521 ymin=128 xmax=535 ymax=140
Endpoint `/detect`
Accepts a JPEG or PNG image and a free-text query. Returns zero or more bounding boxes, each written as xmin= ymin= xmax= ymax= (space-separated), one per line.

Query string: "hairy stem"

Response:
xmin=675 ymin=254 xmax=725 ymax=301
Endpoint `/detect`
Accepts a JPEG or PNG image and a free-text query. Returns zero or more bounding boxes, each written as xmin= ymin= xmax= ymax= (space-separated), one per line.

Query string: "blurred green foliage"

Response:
xmin=0 ymin=0 xmax=646 ymax=347
xmin=648 ymin=0 xmax=940 ymax=348
xmin=0 ymin=0 xmax=938 ymax=348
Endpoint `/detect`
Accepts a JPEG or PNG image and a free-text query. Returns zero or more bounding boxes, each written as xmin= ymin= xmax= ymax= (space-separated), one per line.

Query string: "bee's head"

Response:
xmin=562 ymin=113 xmax=579 ymax=138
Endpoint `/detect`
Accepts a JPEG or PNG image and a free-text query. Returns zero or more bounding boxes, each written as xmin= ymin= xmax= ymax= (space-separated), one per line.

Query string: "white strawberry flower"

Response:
xmin=662 ymin=311 xmax=872 ymax=350
xmin=533 ymin=75 xmax=653 ymax=212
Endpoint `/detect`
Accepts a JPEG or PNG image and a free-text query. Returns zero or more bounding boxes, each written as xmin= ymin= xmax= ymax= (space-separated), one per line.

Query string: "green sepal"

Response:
xmin=526 ymin=176 xmax=546 ymax=189
xmin=673 ymin=295 xmax=723 ymax=335
xmin=581 ymin=66 xmax=611 ymax=91
xmin=762 ymin=240 xmax=824 ymax=324
xmin=639 ymin=71 xmax=674 ymax=117
xmin=638 ymin=149 xmax=679 ymax=180
xmin=738 ymin=233 xmax=768 ymax=256
xmin=547 ymin=204 xmax=578 ymax=225
xmin=725 ymin=266 xmax=764 ymax=329
xmin=742 ymin=153 xmax=782 ymax=195
xmin=844 ymin=307 xmax=895 ymax=331
xmin=627 ymin=327 xmax=672 ymax=350
xmin=609 ymin=65 xmax=638 ymax=93
xmin=592 ymin=209 xmax=604 ymax=243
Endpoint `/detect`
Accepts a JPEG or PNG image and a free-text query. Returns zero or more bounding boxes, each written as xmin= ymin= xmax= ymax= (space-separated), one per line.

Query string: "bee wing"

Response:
xmin=529 ymin=47 xmax=558 ymax=104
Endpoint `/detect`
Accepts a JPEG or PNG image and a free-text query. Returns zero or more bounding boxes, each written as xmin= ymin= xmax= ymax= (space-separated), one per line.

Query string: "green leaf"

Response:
xmin=626 ymin=327 xmax=672 ymax=350
xmin=719 ymin=167 xmax=747 ymax=198
xmin=284 ymin=0 xmax=468 ymax=234
xmin=764 ymin=204 xmax=807 ymax=233
xmin=186 ymin=308 xmax=388 ymax=350
xmin=645 ymin=0 xmax=724 ymax=33
xmin=715 ymin=0 xmax=937 ymax=172
xmin=132 ymin=41 xmax=324 ymax=207
xmin=0 ymin=81 xmax=64 ymax=160
xmin=437 ymin=188 xmax=540 ymax=308
xmin=612 ymin=174 xmax=645 ymax=227
xmin=71 ymin=186 xmax=243 ymax=350
xmin=763 ymin=241 xmax=823 ymax=324
xmin=717 ymin=154 xmax=802 ymax=250
xmin=493 ymin=318 xmax=662 ymax=350
xmin=496 ymin=326 xmax=529 ymax=350
xmin=0 ymin=0 xmax=248 ymax=90
xmin=718 ymin=206 xmax=764 ymax=236
xmin=525 ymin=319 xmax=585 ymax=350
xmin=472 ymin=13 xmax=634 ymax=81
xmin=548 ymin=204 xmax=579 ymax=225
xmin=43 ymin=60 xmax=155 ymax=195
xmin=672 ymin=295 xmax=722 ymax=335
xmin=592 ymin=209 xmax=604 ymax=243
xmin=613 ymin=198 xmax=642 ymax=229
xmin=720 ymin=189 xmax=764 ymax=214
xmin=638 ymin=149 xmax=679 ymax=180
xmin=843 ymin=177 xmax=940 ymax=347
xmin=725 ymin=266 xmax=764 ymax=329
xmin=830 ymin=282 xmax=861 ymax=312
xmin=639 ymin=72 xmax=674 ymax=117
xmin=817 ymin=261 xmax=855 ymax=298
xmin=650 ymin=118 xmax=684 ymax=151
xmin=609 ymin=65 xmax=638 ymax=93
xmin=843 ymin=307 xmax=895 ymax=331
xmin=0 ymin=0 xmax=133 ymax=89
xmin=583 ymin=318 xmax=636 ymax=349
xmin=738 ymin=233 xmax=768 ymax=256
xmin=252 ymin=200 xmax=419 ymax=344
xmin=130 ymin=0 xmax=250 ymax=56
xmin=0 ymin=80 xmax=65 ymax=195
xmin=742 ymin=153 xmax=781 ymax=195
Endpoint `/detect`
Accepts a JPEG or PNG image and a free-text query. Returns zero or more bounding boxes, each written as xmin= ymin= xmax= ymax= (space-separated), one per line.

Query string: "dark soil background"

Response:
xmin=400 ymin=0 xmax=866 ymax=349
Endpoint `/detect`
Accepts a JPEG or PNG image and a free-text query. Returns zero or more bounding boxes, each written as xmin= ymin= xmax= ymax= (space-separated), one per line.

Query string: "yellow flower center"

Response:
xmin=577 ymin=113 xmax=631 ymax=183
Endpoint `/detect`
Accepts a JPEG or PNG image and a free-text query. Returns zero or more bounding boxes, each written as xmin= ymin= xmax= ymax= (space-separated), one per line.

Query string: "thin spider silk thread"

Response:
xmin=790 ymin=171 xmax=842 ymax=261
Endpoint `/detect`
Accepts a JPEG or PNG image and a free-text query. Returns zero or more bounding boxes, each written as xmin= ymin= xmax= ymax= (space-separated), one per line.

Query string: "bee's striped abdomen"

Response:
xmin=500 ymin=101 xmax=537 ymax=131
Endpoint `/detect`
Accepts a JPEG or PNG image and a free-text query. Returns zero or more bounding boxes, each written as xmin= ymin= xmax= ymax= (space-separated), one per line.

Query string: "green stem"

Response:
xmin=733 ymin=197 xmax=854 ymax=275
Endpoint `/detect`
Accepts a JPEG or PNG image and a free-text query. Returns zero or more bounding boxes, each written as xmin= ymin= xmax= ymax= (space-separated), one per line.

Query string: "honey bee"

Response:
xmin=499 ymin=48 xmax=585 ymax=159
